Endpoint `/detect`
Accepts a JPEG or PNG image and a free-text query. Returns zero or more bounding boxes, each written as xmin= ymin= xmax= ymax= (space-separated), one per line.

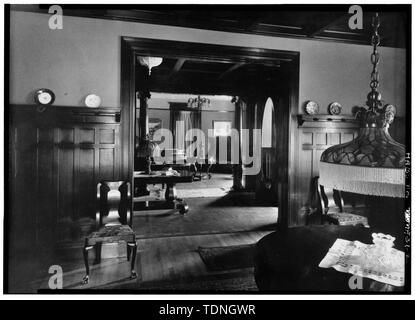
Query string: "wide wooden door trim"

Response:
xmin=120 ymin=36 xmax=299 ymax=227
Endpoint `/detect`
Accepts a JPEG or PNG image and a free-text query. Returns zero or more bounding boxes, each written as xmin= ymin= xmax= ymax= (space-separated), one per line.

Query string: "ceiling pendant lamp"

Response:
xmin=319 ymin=13 xmax=405 ymax=198
xmin=187 ymin=95 xmax=211 ymax=109
xmin=137 ymin=56 xmax=163 ymax=75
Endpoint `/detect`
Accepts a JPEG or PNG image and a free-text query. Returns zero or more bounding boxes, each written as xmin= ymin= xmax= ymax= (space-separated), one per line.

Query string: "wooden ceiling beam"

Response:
xmin=169 ymin=58 xmax=187 ymax=78
xmin=305 ymin=13 xmax=347 ymax=37
xmin=218 ymin=63 xmax=245 ymax=80
xmin=11 ymin=6 xmax=405 ymax=48
xmin=237 ymin=12 xmax=261 ymax=31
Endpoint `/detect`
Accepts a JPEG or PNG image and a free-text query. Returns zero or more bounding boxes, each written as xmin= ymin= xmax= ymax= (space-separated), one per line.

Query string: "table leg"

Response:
xmin=176 ymin=199 xmax=189 ymax=214
xmin=136 ymin=181 xmax=150 ymax=196
xmin=82 ymin=243 xmax=94 ymax=285
xmin=165 ymin=183 xmax=189 ymax=214
xmin=127 ymin=242 xmax=131 ymax=261
xmin=128 ymin=241 xmax=138 ymax=279
xmin=165 ymin=183 xmax=178 ymax=201
xmin=207 ymin=163 xmax=213 ymax=179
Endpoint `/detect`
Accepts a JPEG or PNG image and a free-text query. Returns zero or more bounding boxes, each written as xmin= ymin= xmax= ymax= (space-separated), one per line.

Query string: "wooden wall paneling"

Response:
xmin=76 ymin=127 xmax=96 ymax=222
xmin=57 ymin=127 xmax=76 ymax=231
xmin=9 ymin=105 xmax=122 ymax=249
xmin=99 ymin=125 xmax=120 ymax=181
xmin=99 ymin=148 xmax=115 ymax=180
xmin=36 ymin=126 xmax=56 ymax=246
xmin=10 ymin=120 xmax=38 ymax=250
xmin=294 ymin=116 xmax=360 ymax=225
xmin=77 ymin=142 xmax=95 ymax=220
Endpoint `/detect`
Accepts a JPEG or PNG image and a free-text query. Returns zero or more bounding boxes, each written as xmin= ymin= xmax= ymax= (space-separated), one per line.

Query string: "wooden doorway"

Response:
xmin=120 ymin=37 xmax=299 ymax=227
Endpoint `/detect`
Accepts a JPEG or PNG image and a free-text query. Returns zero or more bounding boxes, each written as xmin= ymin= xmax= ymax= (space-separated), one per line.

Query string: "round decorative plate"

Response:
xmin=328 ymin=102 xmax=342 ymax=115
xmin=305 ymin=100 xmax=319 ymax=115
xmin=85 ymin=94 xmax=101 ymax=108
xmin=34 ymin=88 xmax=55 ymax=106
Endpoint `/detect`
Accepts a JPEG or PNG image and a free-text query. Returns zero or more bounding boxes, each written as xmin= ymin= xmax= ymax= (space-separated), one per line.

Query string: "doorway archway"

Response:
xmin=261 ymin=97 xmax=275 ymax=149
xmin=256 ymin=97 xmax=278 ymax=205
xmin=261 ymin=97 xmax=277 ymax=182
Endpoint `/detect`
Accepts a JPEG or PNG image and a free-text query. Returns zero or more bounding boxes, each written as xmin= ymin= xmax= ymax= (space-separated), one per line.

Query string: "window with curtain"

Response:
xmin=170 ymin=102 xmax=201 ymax=153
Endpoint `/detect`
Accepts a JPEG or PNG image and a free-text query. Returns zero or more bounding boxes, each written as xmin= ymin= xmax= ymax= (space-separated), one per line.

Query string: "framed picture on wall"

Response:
xmin=149 ymin=118 xmax=163 ymax=142
xmin=213 ymin=120 xmax=232 ymax=137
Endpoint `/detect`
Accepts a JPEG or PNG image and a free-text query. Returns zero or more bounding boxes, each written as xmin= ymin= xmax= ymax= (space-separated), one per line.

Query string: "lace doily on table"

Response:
xmin=319 ymin=238 xmax=404 ymax=287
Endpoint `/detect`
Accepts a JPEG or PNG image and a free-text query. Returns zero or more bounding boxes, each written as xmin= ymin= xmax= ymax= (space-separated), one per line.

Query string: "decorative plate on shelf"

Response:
xmin=85 ymin=94 xmax=101 ymax=108
xmin=328 ymin=102 xmax=342 ymax=115
xmin=304 ymin=100 xmax=319 ymax=115
xmin=34 ymin=88 xmax=55 ymax=106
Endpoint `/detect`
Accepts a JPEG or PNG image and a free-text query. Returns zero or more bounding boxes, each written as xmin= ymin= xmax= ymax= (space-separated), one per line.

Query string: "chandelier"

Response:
xmin=319 ymin=13 xmax=405 ymax=198
xmin=137 ymin=56 xmax=163 ymax=75
xmin=187 ymin=95 xmax=211 ymax=109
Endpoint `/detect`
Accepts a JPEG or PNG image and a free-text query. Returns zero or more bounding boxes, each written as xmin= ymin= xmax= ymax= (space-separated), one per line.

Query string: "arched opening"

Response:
xmin=262 ymin=98 xmax=274 ymax=148
xmin=257 ymin=97 xmax=277 ymax=205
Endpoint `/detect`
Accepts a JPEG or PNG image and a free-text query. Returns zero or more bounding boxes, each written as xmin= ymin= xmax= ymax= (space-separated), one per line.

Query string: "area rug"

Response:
xmin=138 ymin=271 xmax=258 ymax=291
xmin=148 ymin=187 xmax=229 ymax=199
xmin=133 ymin=196 xmax=278 ymax=239
xmin=97 ymin=270 xmax=258 ymax=292
xmin=198 ymin=244 xmax=256 ymax=271
xmin=177 ymin=187 xmax=229 ymax=198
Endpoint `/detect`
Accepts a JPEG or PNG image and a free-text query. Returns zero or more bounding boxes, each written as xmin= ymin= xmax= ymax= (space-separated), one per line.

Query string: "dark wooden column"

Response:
xmin=232 ymin=96 xmax=244 ymax=191
xmin=244 ymin=97 xmax=257 ymax=191
xmin=136 ymin=90 xmax=151 ymax=195
xmin=137 ymin=90 xmax=150 ymax=143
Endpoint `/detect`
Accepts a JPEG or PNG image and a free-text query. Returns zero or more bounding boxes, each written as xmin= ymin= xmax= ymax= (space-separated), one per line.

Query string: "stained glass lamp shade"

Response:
xmin=319 ymin=106 xmax=405 ymax=198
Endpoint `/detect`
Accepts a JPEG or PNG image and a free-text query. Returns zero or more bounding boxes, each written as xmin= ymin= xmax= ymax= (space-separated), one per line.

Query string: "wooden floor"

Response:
xmin=11 ymin=174 xmax=277 ymax=292
xmin=33 ymin=230 xmax=272 ymax=290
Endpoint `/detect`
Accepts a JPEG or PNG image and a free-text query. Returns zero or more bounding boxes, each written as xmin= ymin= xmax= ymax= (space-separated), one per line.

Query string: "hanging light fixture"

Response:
xmin=137 ymin=56 xmax=163 ymax=75
xmin=319 ymin=13 xmax=405 ymax=198
xmin=187 ymin=95 xmax=211 ymax=109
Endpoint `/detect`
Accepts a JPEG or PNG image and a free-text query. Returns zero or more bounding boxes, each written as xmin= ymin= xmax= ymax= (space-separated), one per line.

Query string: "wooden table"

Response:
xmin=254 ymin=225 xmax=406 ymax=293
xmin=133 ymin=171 xmax=193 ymax=214
xmin=152 ymin=161 xmax=212 ymax=181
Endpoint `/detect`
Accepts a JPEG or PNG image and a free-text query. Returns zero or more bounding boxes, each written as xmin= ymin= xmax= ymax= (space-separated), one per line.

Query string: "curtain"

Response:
xmin=171 ymin=109 xmax=201 ymax=152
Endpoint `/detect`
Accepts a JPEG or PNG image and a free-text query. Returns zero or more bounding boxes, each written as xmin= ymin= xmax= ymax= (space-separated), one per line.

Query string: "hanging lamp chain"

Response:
xmin=368 ymin=13 xmax=381 ymax=110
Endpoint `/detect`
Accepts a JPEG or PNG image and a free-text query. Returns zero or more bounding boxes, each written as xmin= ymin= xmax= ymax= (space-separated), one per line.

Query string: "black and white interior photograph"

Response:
xmin=4 ymin=3 xmax=411 ymax=294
